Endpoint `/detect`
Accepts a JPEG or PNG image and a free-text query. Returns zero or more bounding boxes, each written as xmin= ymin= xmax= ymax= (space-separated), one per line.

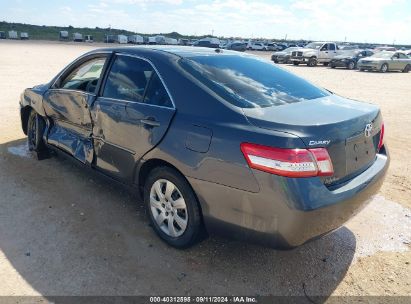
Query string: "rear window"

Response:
xmin=180 ymin=55 xmax=329 ymax=108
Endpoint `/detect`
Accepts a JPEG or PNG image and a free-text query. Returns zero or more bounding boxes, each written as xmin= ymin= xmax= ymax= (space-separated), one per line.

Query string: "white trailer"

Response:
xmin=154 ymin=35 xmax=166 ymax=44
xmin=148 ymin=36 xmax=157 ymax=44
xmin=59 ymin=31 xmax=69 ymax=40
xmin=117 ymin=35 xmax=128 ymax=44
xmin=164 ymin=37 xmax=178 ymax=45
xmin=20 ymin=32 xmax=29 ymax=40
xmin=73 ymin=33 xmax=83 ymax=42
xmin=8 ymin=31 xmax=18 ymax=39
xmin=128 ymin=35 xmax=144 ymax=44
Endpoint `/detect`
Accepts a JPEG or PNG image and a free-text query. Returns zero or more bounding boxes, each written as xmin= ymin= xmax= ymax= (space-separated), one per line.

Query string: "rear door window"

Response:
xmin=144 ymin=73 xmax=173 ymax=108
xmin=329 ymin=44 xmax=336 ymax=51
xmin=103 ymin=55 xmax=153 ymax=102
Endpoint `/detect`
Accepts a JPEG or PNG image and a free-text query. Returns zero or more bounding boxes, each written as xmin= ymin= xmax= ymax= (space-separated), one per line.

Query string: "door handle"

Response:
xmin=141 ymin=117 xmax=160 ymax=127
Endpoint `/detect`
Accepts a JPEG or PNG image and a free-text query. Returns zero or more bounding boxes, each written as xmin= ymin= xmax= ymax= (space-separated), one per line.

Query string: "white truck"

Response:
xmin=128 ymin=35 xmax=144 ymax=44
xmin=117 ymin=35 xmax=128 ymax=44
xmin=290 ymin=42 xmax=339 ymax=66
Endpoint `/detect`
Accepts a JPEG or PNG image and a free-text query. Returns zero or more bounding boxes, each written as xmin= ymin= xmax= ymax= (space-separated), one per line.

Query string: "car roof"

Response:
xmin=88 ymin=45 xmax=240 ymax=58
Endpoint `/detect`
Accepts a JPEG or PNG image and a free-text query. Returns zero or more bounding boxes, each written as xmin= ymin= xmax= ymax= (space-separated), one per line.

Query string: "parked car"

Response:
xmin=374 ymin=46 xmax=396 ymax=52
xmin=20 ymin=46 xmax=388 ymax=248
xmin=357 ymin=51 xmax=411 ymax=72
xmin=401 ymin=50 xmax=411 ymax=58
xmin=275 ymin=43 xmax=288 ymax=51
xmin=271 ymin=47 xmax=300 ymax=63
xmin=225 ymin=42 xmax=247 ymax=52
xmin=265 ymin=43 xmax=277 ymax=51
xmin=330 ymin=50 xmax=374 ymax=70
xmin=290 ymin=42 xmax=339 ymax=66
xmin=248 ymin=42 xmax=267 ymax=51
xmin=193 ymin=38 xmax=220 ymax=48
xmin=0 ymin=31 xmax=6 ymax=39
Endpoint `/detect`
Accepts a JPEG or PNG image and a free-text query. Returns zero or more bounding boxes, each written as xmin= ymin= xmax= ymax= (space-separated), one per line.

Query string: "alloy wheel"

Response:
xmin=149 ymin=179 xmax=188 ymax=237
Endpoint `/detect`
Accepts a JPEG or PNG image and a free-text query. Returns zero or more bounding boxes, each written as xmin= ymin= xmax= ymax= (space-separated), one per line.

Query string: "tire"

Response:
xmin=347 ymin=61 xmax=355 ymax=70
xmin=323 ymin=62 xmax=329 ymax=66
xmin=144 ymin=166 xmax=203 ymax=248
xmin=293 ymin=61 xmax=299 ymax=66
xmin=27 ymin=110 xmax=48 ymax=158
xmin=402 ymin=64 xmax=410 ymax=73
xmin=330 ymin=64 xmax=336 ymax=69
xmin=359 ymin=68 xmax=364 ymax=71
xmin=308 ymin=57 xmax=317 ymax=67
xmin=380 ymin=63 xmax=388 ymax=73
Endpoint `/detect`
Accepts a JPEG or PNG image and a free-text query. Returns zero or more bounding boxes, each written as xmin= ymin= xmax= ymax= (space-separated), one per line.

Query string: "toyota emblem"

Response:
xmin=364 ymin=123 xmax=373 ymax=137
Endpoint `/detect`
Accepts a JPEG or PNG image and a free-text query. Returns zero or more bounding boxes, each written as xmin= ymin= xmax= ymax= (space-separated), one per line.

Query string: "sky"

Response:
xmin=1 ymin=0 xmax=411 ymax=44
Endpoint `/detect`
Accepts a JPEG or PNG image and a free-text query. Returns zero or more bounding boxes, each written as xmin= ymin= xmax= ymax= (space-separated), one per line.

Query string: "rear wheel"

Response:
xmin=308 ymin=57 xmax=317 ymax=67
xmin=330 ymin=64 xmax=336 ymax=69
xmin=144 ymin=166 xmax=203 ymax=248
xmin=323 ymin=62 xmax=329 ymax=66
xmin=293 ymin=61 xmax=299 ymax=66
xmin=27 ymin=110 xmax=48 ymax=158
xmin=402 ymin=64 xmax=410 ymax=73
xmin=347 ymin=61 xmax=355 ymax=70
xmin=380 ymin=63 xmax=388 ymax=73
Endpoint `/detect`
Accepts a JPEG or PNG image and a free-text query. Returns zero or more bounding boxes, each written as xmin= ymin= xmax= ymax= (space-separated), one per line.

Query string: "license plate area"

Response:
xmin=345 ymin=134 xmax=376 ymax=174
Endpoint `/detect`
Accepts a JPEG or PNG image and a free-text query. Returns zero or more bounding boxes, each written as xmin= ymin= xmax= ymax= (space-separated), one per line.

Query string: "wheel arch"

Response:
xmin=136 ymin=157 xmax=206 ymax=229
xmin=20 ymin=105 xmax=33 ymax=135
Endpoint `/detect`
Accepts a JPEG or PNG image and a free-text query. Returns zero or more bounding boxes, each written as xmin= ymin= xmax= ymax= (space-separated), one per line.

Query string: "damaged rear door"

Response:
xmin=43 ymin=54 xmax=110 ymax=164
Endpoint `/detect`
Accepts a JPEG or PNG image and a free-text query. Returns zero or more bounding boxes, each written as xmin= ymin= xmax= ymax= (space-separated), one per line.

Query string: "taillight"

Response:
xmin=240 ymin=143 xmax=334 ymax=178
xmin=378 ymin=123 xmax=384 ymax=151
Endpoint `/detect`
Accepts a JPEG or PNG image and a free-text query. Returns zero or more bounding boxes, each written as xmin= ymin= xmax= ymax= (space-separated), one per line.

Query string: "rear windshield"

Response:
xmin=180 ymin=55 xmax=329 ymax=108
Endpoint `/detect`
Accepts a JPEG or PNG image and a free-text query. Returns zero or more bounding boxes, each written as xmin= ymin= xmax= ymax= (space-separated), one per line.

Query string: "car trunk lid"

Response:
xmin=242 ymin=95 xmax=383 ymax=186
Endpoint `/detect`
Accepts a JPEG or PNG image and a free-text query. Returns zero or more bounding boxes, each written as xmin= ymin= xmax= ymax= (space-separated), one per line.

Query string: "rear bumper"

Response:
xmin=189 ymin=148 xmax=389 ymax=248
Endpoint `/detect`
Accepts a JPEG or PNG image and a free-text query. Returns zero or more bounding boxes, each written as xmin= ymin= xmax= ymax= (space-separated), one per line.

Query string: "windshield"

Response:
xmin=305 ymin=42 xmax=323 ymax=49
xmin=180 ymin=55 xmax=329 ymax=108
xmin=371 ymin=52 xmax=393 ymax=59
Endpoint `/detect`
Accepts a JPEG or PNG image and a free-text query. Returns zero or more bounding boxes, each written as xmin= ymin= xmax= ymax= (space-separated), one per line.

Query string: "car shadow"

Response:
xmin=0 ymin=138 xmax=356 ymax=300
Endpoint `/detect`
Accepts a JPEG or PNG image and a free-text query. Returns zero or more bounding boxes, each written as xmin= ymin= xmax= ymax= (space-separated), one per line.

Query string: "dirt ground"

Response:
xmin=0 ymin=40 xmax=410 ymax=299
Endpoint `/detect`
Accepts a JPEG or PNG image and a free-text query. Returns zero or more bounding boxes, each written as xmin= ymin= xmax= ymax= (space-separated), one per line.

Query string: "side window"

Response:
xmin=329 ymin=44 xmax=336 ymax=51
xmin=103 ymin=56 xmax=153 ymax=102
xmin=144 ymin=73 xmax=172 ymax=108
xmin=398 ymin=53 xmax=408 ymax=59
xmin=320 ymin=44 xmax=328 ymax=51
xmin=60 ymin=57 xmax=106 ymax=93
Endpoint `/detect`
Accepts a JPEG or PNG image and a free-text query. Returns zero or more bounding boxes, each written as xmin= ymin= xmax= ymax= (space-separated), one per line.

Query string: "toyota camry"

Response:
xmin=19 ymin=46 xmax=389 ymax=248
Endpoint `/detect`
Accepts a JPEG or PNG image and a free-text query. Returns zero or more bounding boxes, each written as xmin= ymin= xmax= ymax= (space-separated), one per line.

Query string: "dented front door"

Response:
xmin=43 ymin=90 xmax=95 ymax=164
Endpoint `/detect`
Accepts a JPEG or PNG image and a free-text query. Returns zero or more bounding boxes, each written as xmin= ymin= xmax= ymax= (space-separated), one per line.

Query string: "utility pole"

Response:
xmin=212 ymin=29 xmax=214 ymax=37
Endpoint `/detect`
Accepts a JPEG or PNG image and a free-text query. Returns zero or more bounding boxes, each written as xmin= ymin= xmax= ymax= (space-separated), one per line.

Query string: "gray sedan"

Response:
xmin=357 ymin=51 xmax=411 ymax=72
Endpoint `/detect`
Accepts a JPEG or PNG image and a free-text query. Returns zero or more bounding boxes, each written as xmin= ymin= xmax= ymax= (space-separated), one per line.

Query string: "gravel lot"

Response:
xmin=0 ymin=40 xmax=410 ymax=298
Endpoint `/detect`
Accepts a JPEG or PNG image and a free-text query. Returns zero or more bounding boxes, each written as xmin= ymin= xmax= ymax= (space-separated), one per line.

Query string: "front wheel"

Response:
xmin=308 ymin=57 xmax=317 ymax=67
xmin=27 ymin=110 xmax=48 ymax=158
xmin=144 ymin=166 xmax=203 ymax=248
xmin=292 ymin=61 xmax=299 ymax=66
xmin=347 ymin=61 xmax=355 ymax=70
xmin=380 ymin=63 xmax=388 ymax=73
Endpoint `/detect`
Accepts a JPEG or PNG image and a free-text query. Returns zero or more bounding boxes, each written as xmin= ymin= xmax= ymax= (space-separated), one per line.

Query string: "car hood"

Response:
xmin=273 ymin=51 xmax=287 ymax=56
xmin=358 ymin=57 xmax=385 ymax=62
xmin=242 ymin=94 xmax=380 ymax=147
xmin=332 ymin=55 xmax=355 ymax=60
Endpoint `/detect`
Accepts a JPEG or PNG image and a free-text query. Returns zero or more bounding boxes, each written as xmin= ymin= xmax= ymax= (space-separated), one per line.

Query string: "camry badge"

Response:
xmin=364 ymin=123 xmax=373 ymax=137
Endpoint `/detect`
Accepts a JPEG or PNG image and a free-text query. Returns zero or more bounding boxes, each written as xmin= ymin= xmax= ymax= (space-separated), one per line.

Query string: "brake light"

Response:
xmin=378 ymin=123 xmax=384 ymax=151
xmin=240 ymin=143 xmax=334 ymax=178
